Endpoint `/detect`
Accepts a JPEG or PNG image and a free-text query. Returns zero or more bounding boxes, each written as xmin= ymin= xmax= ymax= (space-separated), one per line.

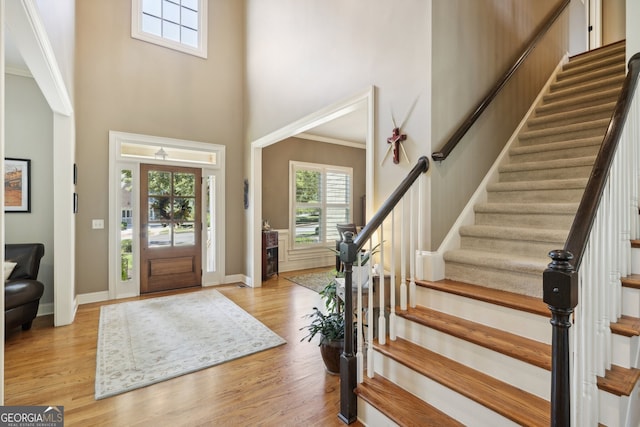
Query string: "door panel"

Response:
xmin=140 ymin=164 xmax=202 ymax=293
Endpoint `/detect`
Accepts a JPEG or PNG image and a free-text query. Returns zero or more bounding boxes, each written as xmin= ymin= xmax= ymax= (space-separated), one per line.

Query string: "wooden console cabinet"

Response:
xmin=262 ymin=230 xmax=279 ymax=281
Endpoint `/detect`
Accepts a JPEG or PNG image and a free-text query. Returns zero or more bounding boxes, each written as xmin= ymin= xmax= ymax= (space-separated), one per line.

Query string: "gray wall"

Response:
xmin=75 ymin=0 xmax=245 ymax=294
xmin=5 ymin=74 xmax=54 ymax=309
xmin=262 ymin=138 xmax=366 ymax=230
xmin=430 ymin=0 xmax=568 ymax=247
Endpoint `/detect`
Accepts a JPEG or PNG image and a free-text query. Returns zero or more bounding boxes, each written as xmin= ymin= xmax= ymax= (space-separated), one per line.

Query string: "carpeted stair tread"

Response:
xmin=558 ymin=53 xmax=625 ymax=79
xmin=597 ymin=365 xmax=640 ymax=397
xmin=544 ymin=73 xmax=624 ymax=102
xmin=518 ymin=117 xmax=609 ymax=142
xmin=373 ymin=337 xmax=550 ymax=426
xmin=487 ymin=177 xmax=588 ymax=192
xmin=459 ymin=224 xmax=567 ymax=244
xmin=535 ymin=86 xmax=621 ymax=115
xmin=527 ymin=101 xmax=616 ymax=128
xmin=474 ymin=202 xmax=578 ymax=215
xmin=501 ymin=155 xmax=596 ymax=172
xmin=355 ymin=375 xmax=464 ymax=427
xmin=552 ymin=62 xmax=625 ymax=91
xmin=414 ymin=278 xmax=549 ymax=316
xmin=474 ymin=202 xmax=578 ymax=229
xmin=610 ymin=315 xmax=640 ymax=338
xmin=398 ymin=305 xmax=551 ymax=370
xmin=444 ymin=248 xmax=549 ymax=274
xmin=509 ymin=135 xmax=602 ymax=157
xmin=563 ymin=40 xmax=625 ymax=70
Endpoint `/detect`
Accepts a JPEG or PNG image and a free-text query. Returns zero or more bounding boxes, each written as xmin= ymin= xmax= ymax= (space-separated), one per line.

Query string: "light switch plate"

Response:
xmin=92 ymin=219 xmax=104 ymax=229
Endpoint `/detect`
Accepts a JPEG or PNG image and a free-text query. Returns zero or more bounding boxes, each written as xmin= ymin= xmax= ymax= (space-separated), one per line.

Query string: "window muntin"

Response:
xmin=291 ymin=162 xmax=352 ymax=248
xmin=132 ymin=0 xmax=207 ymax=58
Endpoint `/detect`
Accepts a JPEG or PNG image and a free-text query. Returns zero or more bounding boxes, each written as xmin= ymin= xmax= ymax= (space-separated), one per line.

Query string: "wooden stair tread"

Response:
xmin=597 ymin=365 xmax=640 ymax=396
xmin=415 ymin=279 xmax=549 ymax=317
xmin=399 ymin=306 xmax=551 ymax=370
xmin=355 ymin=375 xmax=464 ymax=427
xmin=374 ymin=337 xmax=550 ymax=426
xmin=610 ymin=315 xmax=640 ymax=337
xmin=621 ymin=273 xmax=640 ymax=289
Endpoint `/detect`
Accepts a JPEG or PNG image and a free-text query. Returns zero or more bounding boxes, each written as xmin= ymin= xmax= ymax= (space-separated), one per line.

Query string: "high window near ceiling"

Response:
xmin=290 ymin=161 xmax=353 ymax=248
xmin=131 ymin=0 xmax=208 ymax=58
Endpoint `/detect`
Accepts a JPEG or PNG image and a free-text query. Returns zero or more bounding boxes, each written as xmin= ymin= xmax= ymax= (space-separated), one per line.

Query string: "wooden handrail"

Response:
xmin=431 ymin=0 xmax=570 ymax=162
xmin=563 ymin=53 xmax=640 ymax=269
xmin=543 ymin=52 xmax=640 ymax=427
xmin=337 ymin=155 xmax=429 ymax=424
xmin=353 ymin=156 xmax=429 ymax=253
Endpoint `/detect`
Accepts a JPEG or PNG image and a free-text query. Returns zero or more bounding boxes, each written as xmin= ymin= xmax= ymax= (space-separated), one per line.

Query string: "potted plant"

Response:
xmin=300 ymin=279 xmax=345 ymax=374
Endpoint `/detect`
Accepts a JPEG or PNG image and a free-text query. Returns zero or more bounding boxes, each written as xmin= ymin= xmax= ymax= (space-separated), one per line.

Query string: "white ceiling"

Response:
xmin=4 ymin=29 xmax=28 ymax=72
xmin=302 ymin=105 xmax=368 ymax=145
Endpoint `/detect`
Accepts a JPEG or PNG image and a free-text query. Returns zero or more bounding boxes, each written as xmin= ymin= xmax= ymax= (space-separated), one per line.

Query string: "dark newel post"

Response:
xmin=543 ymin=250 xmax=579 ymax=427
xmin=338 ymin=232 xmax=357 ymax=424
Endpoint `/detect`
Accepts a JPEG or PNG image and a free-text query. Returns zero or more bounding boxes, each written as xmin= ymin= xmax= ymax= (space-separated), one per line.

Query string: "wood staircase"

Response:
xmin=355 ymin=41 xmax=640 ymax=426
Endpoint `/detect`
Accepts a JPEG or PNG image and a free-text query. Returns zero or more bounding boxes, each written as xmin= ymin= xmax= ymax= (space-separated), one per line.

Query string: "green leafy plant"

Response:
xmin=300 ymin=280 xmax=345 ymax=345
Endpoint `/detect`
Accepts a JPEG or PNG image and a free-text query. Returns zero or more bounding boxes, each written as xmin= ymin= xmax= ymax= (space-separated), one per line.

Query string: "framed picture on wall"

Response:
xmin=4 ymin=158 xmax=31 ymax=213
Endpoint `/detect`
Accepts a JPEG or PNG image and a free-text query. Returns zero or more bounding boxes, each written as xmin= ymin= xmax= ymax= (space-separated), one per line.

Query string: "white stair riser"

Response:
xmin=413 ymin=286 xmax=550 ymax=344
xmin=598 ymin=387 xmax=640 ymax=427
xmin=445 ymin=263 xmax=543 ymax=298
xmin=372 ymin=352 xmax=520 ymax=427
xmin=631 ymin=246 xmax=640 ymax=274
xmin=459 ymin=235 xmax=564 ymax=259
xmin=357 ymin=400 xmax=399 ymax=427
xmin=395 ymin=317 xmax=550 ymax=399
xmin=611 ymin=334 xmax=639 ymax=369
xmin=474 ymin=211 xmax=575 ymax=229
xmin=622 ymin=287 xmax=640 ymax=319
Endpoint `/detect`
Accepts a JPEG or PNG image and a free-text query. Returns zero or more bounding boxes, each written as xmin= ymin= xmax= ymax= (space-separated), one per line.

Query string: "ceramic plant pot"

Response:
xmin=319 ymin=337 xmax=344 ymax=375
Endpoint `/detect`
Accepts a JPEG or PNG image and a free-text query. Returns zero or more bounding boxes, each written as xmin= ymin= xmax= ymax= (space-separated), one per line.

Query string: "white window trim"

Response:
xmin=131 ymin=0 xmax=208 ymax=59
xmin=289 ymin=161 xmax=353 ymax=250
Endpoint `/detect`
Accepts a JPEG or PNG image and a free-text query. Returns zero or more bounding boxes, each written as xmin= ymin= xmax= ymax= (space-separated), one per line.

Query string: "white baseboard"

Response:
xmin=37 ymin=302 xmax=54 ymax=317
xmin=77 ymin=291 xmax=110 ymax=305
xmin=417 ymin=251 xmax=444 ymax=281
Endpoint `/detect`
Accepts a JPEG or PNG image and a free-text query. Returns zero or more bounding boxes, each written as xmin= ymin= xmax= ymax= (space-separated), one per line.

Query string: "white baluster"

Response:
xmin=389 ymin=209 xmax=397 ymax=341
xmin=400 ymin=196 xmax=407 ymax=311
xmin=378 ymin=224 xmax=386 ymax=345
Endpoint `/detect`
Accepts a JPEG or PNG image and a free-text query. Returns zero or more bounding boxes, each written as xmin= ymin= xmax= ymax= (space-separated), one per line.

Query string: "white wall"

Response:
xmin=4 ymin=73 xmax=54 ymax=311
xmin=246 ymin=0 xmax=433 ymax=250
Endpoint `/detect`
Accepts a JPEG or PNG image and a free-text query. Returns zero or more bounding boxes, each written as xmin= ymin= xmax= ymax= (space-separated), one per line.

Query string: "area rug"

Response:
xmin=95 ymin=290 xmax=286 ymax=399
xmin=283 ymin=269 xmax=335 ymax=293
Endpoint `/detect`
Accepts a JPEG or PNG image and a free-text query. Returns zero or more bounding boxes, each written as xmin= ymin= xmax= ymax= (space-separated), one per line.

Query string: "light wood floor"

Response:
xmin=4 ymin=270 xmax=363 ymax=426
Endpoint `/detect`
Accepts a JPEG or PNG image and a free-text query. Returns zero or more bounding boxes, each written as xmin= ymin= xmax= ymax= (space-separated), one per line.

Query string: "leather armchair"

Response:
xmin=5 ymin=243 xmax=45 ymax=332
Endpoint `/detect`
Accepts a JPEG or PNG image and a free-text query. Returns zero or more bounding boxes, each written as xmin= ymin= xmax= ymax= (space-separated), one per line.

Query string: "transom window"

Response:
xmin=131 ymin=0 xmax=208 ymax=58
xmin=290 ymin=161 xmax=353 ymax=247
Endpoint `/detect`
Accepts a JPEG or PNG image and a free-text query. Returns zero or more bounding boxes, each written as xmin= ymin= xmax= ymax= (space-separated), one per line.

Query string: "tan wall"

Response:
xmin=75 ymin=0 xmax=244 ymax=294
xmin=430 ymin=0 xmax=568 ymax=247
xmin=262 ymin=138 xmax=366 ymax=230
xmin=603 ymin=0 xmax=625 ymax=45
